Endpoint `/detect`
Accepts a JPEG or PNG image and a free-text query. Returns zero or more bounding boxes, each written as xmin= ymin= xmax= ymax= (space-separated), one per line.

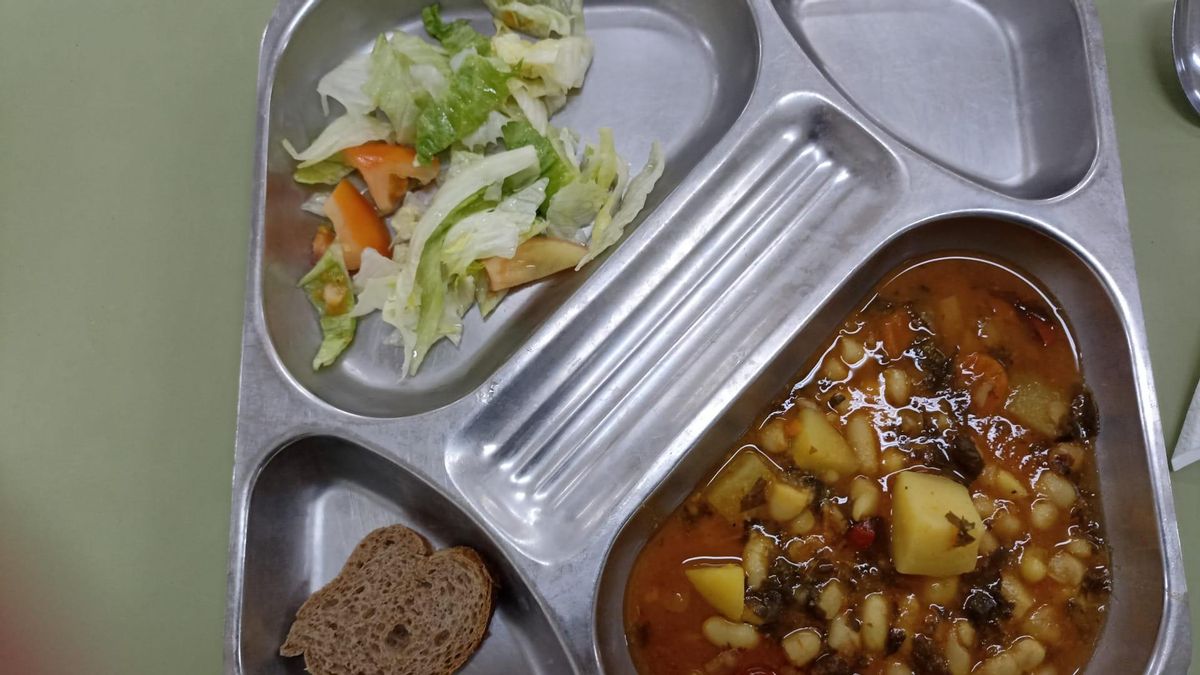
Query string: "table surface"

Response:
xmin=2 ymin=1 xmax=1199 ymax=673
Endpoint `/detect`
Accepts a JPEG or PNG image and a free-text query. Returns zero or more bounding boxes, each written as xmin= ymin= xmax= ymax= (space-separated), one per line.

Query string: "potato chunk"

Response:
xmin=1005 ymin=372 xmax=1069 ymax=437
xmin=684 ymin=564 xmax=745 ymax=621
xmin=767 ymin=481 xmax=814 ymax=522
xmin=704 ymin=450 xmax=774 ymax=522
xmin=791 ymin=408 xmax=858 ymax=479
xmin=891 ymin=471 xmax=984 ymax=576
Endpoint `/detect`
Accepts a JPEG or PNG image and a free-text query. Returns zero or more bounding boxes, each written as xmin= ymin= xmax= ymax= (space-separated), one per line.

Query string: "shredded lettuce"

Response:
xmin=492 ymin=32 xmax=592 ymax=96
xmin=461 ymin=110 xmax=511 ymax=150
xmin=507 ymin=79 xmax=550 ymax=134
xmin=442 ymin=178 xmax=547 ymax=275
xmin=316 ymin=53 xmax=374 ymax=116
xmin=545 ymin=127 xmax=621 ymax=232
xmin=501 ymin=120 xmax=576 ymax=197
xmin=288 ymin=2 xmax=666 ymax=375
xmin=415 ymin=54 xmax=511 ymax=161
xmin=293 ymin=158 xmax=353 ymax=185
xmin=283 ymin=113 xmax=392 ymax=168
xmin=391 ymin=146 xmax=539 ymax=373
xmin=350 ymin=248 xmax=403 ymax=318
xmin=578 ymin=141 xmax=664 ymax=267
xmin=422 ymin=4 xmax=492 ymax=55
xmin=300 ymin=191 xmax=331 ymax=216
xmin=485 ymin=0 xmax=583 ymax=37
xmin=298 ymin=244 xmax=358 ymax=368
xmin=364 ymin=36 xmax=423 ymax=142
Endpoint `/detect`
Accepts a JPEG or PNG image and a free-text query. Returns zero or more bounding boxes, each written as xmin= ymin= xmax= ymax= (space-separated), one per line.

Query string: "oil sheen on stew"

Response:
xmin=624 ymin=256 xmax=1109 ymax=675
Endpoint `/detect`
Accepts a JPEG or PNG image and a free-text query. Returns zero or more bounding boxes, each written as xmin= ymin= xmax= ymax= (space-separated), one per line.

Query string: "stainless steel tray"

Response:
xmin=224 ymin=0 xmax=1191 ymax=672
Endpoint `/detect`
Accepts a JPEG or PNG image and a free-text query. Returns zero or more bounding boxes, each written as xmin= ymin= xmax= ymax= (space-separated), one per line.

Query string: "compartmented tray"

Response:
xmin=225 ymin=0 xmax=1191 ymax=672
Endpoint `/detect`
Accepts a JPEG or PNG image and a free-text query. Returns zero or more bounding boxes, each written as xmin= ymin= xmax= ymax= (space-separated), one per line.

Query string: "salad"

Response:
xmin=285 ymin=0 xmax=665 ymax=374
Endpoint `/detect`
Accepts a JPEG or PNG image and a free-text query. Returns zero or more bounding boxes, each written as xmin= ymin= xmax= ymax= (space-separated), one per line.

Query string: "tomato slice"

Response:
xmin=342 ymin=142 xmax=439 ymax=213
xmin=482 ymin=237 xmax=587 ymax=291
xmin=323 ymin=179 xmax=391 ymax=272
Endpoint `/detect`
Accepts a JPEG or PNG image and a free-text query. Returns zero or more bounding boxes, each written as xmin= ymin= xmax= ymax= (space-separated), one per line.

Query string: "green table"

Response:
xmin=0 ymin=1 xmax=1196 ymax=672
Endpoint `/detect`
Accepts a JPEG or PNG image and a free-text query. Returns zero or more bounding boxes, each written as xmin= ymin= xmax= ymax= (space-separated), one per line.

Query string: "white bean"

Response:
xmin=884 ymin=367 xmax=912 ymax=407
xmin=977 ymin=652 xmax=1019 ymax=675
xmin=1030 ymin=499 xmax=1059 ymax=530
xmin=823 ymin=357 xmax=849 ymax=381
xmin=759 ymin=419 xmax=789 ymax=455
xmin=742 ymin=531 xmax=772 ymax=590
xmin=1048 ymin=551 xmax=1087 ymax=587
xmin=781 ymin=628 xmax=822 ymax=667
xmin=945 ymin=632 xmax=971 ymax=675
xmin=817 ymin=580 xmax=845 ymax=620
xmin=924 ymin=576 xmax=959 ymax=606
xmin=827 ymin=613 xmax=861 ymax=655
xmin=1066 ymin=537 xmax=1093 ymax=558
xmin=860 ymin=593 xmax=889 ymax=653
xmin=1035 ymin=471 xmax=1078 ymax=509
xmin=789 ymin=510 xmax=816 ymax=536
xmin=1001 ymin=573 xmax=1034 ymax=620
xmin=1024 ymin=605 xmax=1064 ymax=644
xmin=1020 ymin=547 xmax=1048 ymax=584
xmin=1011 ymin=636 xmax=1047 ymax=669
xmin=846 ymin=413 xmax=881 ymax=476
xmin=840 ymin=337 xmax=865 ymax=365
xmin=850 ymin=476 xmax=881 ymax=520
xmin=701 ymin=616 xmax=760 ymax=649
xmin=881 ymin=449 xmax=907 ymax=474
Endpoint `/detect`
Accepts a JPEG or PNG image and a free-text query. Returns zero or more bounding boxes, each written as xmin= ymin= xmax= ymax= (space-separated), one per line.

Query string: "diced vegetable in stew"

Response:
xmin=624 ymin=255 xmax=1110 ymax=675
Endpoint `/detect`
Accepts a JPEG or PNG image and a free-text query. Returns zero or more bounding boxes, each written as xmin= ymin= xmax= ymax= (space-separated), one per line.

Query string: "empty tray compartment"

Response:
xmin=773 ymin=0 xmax=1098 ymax=198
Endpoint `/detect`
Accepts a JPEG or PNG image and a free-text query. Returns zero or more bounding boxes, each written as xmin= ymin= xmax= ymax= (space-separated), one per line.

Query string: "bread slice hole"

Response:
xmin=384 ymin=624 xmax=410 ymax=650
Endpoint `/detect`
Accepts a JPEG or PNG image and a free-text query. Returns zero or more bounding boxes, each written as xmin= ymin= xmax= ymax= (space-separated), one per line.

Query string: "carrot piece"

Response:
xmin=482 ymin=237 xmax=587 ymax=291
xmin=342 ymin=142 xmax=440 ymax=213
xmin=323 ymin=180 xmax=391 ymax=272
xmin=956 ymin=352 xmax=1009 ymax=415
xmin=880 ymin=311 xmax=914 ymax=359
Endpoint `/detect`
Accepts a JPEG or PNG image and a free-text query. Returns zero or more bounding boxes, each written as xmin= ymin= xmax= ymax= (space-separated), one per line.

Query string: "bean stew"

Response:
xmin=624 ymin=255 xmax=1110 ymax=675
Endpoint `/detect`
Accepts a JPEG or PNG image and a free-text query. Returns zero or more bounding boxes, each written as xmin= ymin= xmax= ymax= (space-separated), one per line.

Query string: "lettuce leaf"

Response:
xmin=461 ymin=110 xmax=511 ymax=151
xmin=316 ymin=53 xmax=374 ymax=116
xmin=283 ymin=113 xmax=392 ymax=168
xmin=364 ymin=36 xmax=424 ymax=142
xmin=578 ymin=141 xmax=665 ymax=267
xmin=415 ymin=54 xmax=511 ymax=161
xmin=350 ymin=248 xmax=403 ymax=318
xmin=393 ymin=146 xmax=539 ymax=373
xmin=501 ymin=120 xmax=576 ymax=197
xmin=506 ymin=78 xmax=550 ymax=134
xmin=545 ymin=127 xmax=621 ymax=233
xmin=441 ymin=178 xmax=548 ymax=275
xmin=492 ymin=32 xmax=592 ymax=96
xmin=422 ymin=3 xmax=492 ymax=55
xmin=485 ymin=0 xmax=584 ymax=37
xmin=293 ymin=157 xmax=353 ymax=185
xmin=297 ymin=244 xmax=358 ymax=368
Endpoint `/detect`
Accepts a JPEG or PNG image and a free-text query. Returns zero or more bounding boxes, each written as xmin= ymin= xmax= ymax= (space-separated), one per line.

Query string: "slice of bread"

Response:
xmin=280 ymin=524 xmax=495 ymax=675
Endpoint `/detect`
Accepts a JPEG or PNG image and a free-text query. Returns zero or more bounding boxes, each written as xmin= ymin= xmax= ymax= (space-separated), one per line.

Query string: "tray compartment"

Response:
xmin=259 ymin=0 xmax=760 ymax=418
xmin=595 ymin=215 xmax=1170 ymax=672
xmin=236 ymin=436 xmax=572 ymax=674
xmin=447 ymin=94 xmax=903 ymax=563
xmin=773 ymin=0 xmax=1098 ymax=199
